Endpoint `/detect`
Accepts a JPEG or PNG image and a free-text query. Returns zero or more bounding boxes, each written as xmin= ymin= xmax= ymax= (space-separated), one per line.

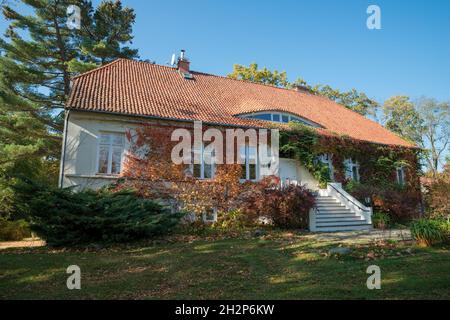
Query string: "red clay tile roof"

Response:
xmin=67 ymin=58 xmax=414 ymax=147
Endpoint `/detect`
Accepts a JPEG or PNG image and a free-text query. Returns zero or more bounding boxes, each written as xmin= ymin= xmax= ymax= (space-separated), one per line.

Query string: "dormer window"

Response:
xmin=251 ymin=113 xmax=272 ymax=121
xmin=240 ymin=111 xmax=321 ymax=127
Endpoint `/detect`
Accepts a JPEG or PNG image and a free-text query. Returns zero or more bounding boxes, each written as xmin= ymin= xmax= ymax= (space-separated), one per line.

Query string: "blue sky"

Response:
xmin=1 ymin=0 xmax=449 ymax=104
xmin=121 ymin=0 xmax=450 ymax=104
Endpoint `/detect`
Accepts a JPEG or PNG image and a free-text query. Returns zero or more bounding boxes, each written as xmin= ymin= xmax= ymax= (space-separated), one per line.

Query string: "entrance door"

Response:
xmin=279 ymin=158 xmax=300 ymax=186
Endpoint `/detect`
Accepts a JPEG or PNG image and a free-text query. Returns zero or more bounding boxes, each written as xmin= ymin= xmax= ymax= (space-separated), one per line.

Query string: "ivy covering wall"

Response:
xmin=280 ymin=123 xmax=423 ymax=221
xmin=121 ymin=121 xmax=423 ymax=223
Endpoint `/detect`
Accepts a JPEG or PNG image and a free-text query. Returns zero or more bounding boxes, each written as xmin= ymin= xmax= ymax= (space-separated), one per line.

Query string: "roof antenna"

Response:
xmin=170 ymin=53 xmax=176 ymax=66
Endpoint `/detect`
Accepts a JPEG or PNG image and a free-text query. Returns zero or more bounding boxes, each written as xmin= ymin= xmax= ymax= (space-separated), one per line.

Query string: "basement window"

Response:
xmin=202 ymin=207 xmax=218 ymax=223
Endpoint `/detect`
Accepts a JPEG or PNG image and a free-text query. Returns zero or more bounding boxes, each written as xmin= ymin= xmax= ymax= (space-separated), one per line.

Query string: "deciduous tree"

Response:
xmin=228 ymin=63 xmax=378 ymax=116
xmin=382 ymin=96 xmax=449 ymax=176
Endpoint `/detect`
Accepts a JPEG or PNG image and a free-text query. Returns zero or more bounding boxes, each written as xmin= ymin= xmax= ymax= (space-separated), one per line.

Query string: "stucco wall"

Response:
xmin=61 ymin=111 xmax=141 ymax=189
xmin=297 ymin=163 xmax=320 ymax=190
xmin=60 ymin=110 xmax=320 ymax=190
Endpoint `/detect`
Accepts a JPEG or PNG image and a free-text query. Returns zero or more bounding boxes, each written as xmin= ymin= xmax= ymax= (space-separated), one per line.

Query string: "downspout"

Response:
xmin=58 ymin=109 xmax=70 ymax=188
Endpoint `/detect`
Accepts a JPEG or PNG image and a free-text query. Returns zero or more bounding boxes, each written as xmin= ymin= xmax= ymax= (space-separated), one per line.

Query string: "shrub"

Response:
xmin=410 ymin=218 xmax=446 ymax=247
xmin=372 ymin=212 xmax=391 ymax=230
xmin=214 ymin=209 xmax=247 ymax=230
xmin=14 ymin=180 xmax=183 ymax=246
xmin=423 ymin=166 xmax=450 ymax=218
xmin=440 ymin=220 xmax=450 ymax=241
xmin=346 ymin=183 xmax=421 ymax=222
xmin=0 ymin=218 xmax=31 ymax=241
xmin=240 ymin=180 xmax=316 ymax=229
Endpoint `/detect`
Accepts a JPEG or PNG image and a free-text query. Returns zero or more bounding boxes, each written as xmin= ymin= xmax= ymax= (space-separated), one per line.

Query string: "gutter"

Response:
xmin=65 ymin=107 xmax=270 ymax=130
xmin=66 ymin=107 xmax=417 ymax=150
xmin=58 ymin=109 xmax=70 ymax=188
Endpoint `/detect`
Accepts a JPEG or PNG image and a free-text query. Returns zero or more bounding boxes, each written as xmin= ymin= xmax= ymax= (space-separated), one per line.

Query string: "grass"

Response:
xmin=1 ymin=232 xmax=449 ymax=299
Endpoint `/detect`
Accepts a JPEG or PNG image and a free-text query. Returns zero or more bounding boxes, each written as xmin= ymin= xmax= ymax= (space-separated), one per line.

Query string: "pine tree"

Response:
xmin=0 ymin=0 xmax=139 ymax=217
xmin=0 ymin=0 xmax=139 ymax=133
xmin=71 ymin=0 xmax=138 ymax=72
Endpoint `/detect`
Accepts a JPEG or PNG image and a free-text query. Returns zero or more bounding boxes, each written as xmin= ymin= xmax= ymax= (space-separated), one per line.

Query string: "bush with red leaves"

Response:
xmin=240 ymin=178 xmax=316 ymax=229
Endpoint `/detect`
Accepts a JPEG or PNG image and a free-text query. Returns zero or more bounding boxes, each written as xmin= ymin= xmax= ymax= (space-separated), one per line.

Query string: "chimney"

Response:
xmin=177 ymin=49 xmax=190 ymax=74
xmin=293 ymin=84 xmax=312 ymax=94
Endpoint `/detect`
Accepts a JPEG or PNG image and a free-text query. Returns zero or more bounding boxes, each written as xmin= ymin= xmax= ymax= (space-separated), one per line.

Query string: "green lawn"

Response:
xmin=1 ymin=233 xmax=449 ymax=299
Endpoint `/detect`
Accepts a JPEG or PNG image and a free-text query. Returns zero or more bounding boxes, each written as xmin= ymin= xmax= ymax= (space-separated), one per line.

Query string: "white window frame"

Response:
xmin=396 ymin=167 xmax=406 ymax=186
xmin=318 ymin=153 xmax=334 ymax=181
xmin=190 ymin=143 xmax=216 ymax=180
xmin=202 ymin=207 xmax=218 ymax=223
xmin=96 ymin=132 xmax=125 ymax=175
xmin=259 ymin=143 xmax=275 ymax=178
xmin=240 ymin=144 xmax=258 ymax=182
xmin=344 ymin=158 xmax=360 ymax=182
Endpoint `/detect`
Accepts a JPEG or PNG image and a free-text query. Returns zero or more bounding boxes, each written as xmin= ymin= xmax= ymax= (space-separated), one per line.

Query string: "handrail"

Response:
xmin=328 ymin=183 xmax=371 ymax=212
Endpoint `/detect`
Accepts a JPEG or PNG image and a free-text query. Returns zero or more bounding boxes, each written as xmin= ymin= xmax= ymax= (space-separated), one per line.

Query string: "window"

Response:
xmin=272 ymin=114 xmax=280 ymax=122
xmin=259 ymin=144 xmax=273 ymax=177
xmin=344 ymin=158 xmax=360 ymax=182
xmin=202 ymin=207 xmax=217 ymax=223
xmin=252 ymin=113 xmax=272 ymax=121
xmin=241 ymin=112 xmax=320 ymax=127
xmin=191 ymin=144 xmax=215 ymax=179
xmin=240 ymin=144 xmax=257 ymax=181
xmin=396 ymin=167 xmax=406 ymax=186
xmin=318 ymin=153 xmax=334 ymax=180
xmin=97 ymin=132 xmax=125 ymax=175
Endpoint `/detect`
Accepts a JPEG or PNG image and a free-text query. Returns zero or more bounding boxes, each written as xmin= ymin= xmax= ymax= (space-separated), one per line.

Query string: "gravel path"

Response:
xmin=0 ymin=238 xmax=45 ymax=250
xmin=302 ymin=229 xmax=412 ymax=244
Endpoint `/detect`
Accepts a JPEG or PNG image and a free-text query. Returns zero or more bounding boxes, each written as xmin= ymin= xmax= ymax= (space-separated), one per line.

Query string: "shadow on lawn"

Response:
xmin=0 ymin=238 xmax=449 ymax=299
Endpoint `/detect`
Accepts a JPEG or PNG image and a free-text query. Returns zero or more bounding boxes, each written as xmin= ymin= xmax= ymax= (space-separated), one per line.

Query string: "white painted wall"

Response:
xmin=61 ymin=111 xmax=139 ymax=189
xmin=61 ymin=111 xmax=320 ymax=191
xmin=279 ymin=158 xmax=320 ymax=190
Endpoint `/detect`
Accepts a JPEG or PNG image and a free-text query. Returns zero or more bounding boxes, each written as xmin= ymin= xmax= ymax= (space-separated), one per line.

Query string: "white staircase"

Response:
xmin=309 ymin=183 xmax=373 ymax=232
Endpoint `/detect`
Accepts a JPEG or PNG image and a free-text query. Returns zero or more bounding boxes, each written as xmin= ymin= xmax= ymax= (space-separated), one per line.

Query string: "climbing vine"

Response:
xmin=280 ymin=122 xmax=423 ymax=221
xmin=117 ymin=121 xmax=422 ymax=223
xmin=279 ymin=124 xmax=330 ymax=186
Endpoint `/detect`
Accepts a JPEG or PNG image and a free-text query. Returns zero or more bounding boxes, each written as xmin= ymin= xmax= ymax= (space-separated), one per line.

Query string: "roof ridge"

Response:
xmin=109 ymin=58 xmax=313 ymax=95
xmin=71 ymin=59 xmax=124 ymax=80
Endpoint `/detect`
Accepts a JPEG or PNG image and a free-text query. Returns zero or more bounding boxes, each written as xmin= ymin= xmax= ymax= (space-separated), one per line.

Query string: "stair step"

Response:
xmin=317 ymin=214 xmax=359 ymax=219
xmin=316 ymin=208 xmax=349 ymax=212
xmin=315 ymin=224 xmax=373 ymax=232
xmin=316 ymin=202 xmax=340 ymax=205
xmin=316 ymin=202 xmax=344 ymax=205
xmin=317 ymin=205 xmax=349 ymax=208
xmin=312 ymin=194 xmax=372 ymax=232
xmin=316 ymin=220 xmax=370 ymax=227
xmin=316 ymin=216 xmax=363 ymax=221
xmin=317 ymin=209 xmax=353 ymax=214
